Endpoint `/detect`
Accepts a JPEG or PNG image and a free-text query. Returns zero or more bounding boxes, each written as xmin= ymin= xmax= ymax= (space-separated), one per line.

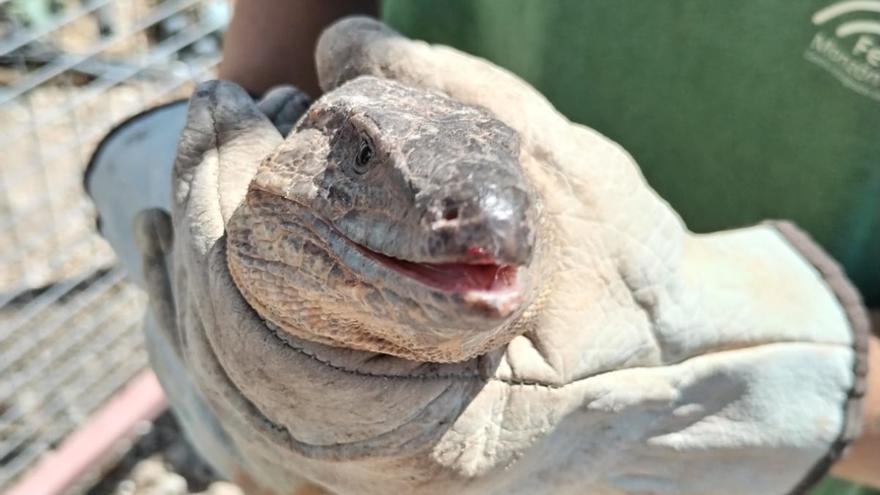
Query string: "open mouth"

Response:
xmin=355 ymin=244 xmax=519 ymax=293
xmin=335 ymin=233 xmax=526 ymax=316
xmin=308 ymin=211 xmax=522 ymax=295
xmin=311 ymin=209 xmax=520 ymax=290
xmin=312 ymin=216 xmax=528 ymax=316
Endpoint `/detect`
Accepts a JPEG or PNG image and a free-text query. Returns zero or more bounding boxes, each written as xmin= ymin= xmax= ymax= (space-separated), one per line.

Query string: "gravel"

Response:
xmin=84 ymin=412 xmax=242 ymax=495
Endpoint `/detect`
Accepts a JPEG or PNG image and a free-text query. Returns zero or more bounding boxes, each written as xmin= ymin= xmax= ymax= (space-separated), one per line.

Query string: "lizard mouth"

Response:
xmin=353 ymin=242 xmax=519 ymax=293
xmin=332 ymin=231 xmax=526 ymax=317
xmin=242 ymin=188 xmax=528 ymax=317
xmin=295 ymin=201 xmax=522 ymax=297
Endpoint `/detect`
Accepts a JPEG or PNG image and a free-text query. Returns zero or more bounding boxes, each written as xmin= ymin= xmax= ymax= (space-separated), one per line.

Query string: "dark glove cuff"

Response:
xmin=84 ymin=99 xmax=188 ymax=202
xmin=765 ymin=220 xmax=870 ymax=494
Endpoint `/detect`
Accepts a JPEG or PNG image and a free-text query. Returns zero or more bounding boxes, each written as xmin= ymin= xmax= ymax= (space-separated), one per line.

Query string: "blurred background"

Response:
xmin=0 ymin=0 xmax=230 ymax=493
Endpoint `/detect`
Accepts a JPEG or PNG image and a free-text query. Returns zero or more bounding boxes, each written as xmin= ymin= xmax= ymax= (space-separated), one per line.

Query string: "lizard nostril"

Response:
xmin=442 ymin=205 xmax=459 ymax=221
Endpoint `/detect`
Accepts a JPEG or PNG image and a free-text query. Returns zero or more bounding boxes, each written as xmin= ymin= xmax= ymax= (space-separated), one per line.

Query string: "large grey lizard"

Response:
xmin=87 ymin=17 xmax=868 ymax=495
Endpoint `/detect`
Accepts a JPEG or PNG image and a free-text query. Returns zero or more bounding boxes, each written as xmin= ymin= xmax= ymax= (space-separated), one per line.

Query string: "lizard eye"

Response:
xmin=354 ymin=139 xmax=374 ymax=174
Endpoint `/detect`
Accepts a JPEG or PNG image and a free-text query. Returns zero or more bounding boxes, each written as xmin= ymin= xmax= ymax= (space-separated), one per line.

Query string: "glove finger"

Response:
xmin=315 ymin=16 xmax=566 ymax=143
xmin=257 ymin=85 xmax=311 ymax=137
xmin=176 ymin=80 xmax=283 ymax=225
xmin=133 ymin=208 xmax=181 ymax=355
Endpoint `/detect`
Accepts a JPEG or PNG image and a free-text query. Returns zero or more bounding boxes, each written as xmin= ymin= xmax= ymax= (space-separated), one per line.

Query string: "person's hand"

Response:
xmin=130 ymin=17 xmax=870 ymax=495
xmin=87 ymin=79 xmax=321 ymax=492
xmin=314 ymin=17 xmax=872 ymax=492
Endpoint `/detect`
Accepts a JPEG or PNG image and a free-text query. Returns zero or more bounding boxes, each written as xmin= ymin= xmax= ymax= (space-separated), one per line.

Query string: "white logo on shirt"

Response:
xmin=805 ymin=0 xmax=880 ymax=101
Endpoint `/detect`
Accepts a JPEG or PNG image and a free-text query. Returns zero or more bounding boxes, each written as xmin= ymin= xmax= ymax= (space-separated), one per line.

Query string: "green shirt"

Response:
xmin=382 ymin=0 xmax=880 ymax=308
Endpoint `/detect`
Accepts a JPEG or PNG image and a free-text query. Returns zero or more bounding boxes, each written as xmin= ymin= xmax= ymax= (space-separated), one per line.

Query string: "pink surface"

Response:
xmin=6 ymin=369 xmax=167 ymax=495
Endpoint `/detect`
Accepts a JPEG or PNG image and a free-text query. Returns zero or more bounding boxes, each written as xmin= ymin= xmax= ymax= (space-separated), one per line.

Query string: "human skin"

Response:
xmin=217 ymin=1 xmax=879 ymax=488
xmin=218 ymin=0 xmax=378 ymax=97
xmin=831 ymin=313 xmax=880 ymax=488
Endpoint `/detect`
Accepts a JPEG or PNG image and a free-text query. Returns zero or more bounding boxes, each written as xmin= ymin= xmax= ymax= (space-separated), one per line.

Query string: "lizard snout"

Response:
xmin=425 ymin=184 xmax=534 ymax=266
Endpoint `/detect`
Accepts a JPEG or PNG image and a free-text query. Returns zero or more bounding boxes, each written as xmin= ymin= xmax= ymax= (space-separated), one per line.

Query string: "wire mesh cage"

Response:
xmin=0 ymin=0 xmax=229 ymax=489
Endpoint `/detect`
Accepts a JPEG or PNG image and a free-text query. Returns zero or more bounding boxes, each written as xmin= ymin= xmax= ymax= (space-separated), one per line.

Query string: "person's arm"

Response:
xmin=219 ymin=0 xmax=378 ymax=97
xmin=831 ymin=317 xmax=880 ymax=489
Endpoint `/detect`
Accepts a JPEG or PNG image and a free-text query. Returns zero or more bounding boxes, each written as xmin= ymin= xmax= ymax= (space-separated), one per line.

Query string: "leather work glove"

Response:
xmin=88 ymin=17 xmax=870 ymax=495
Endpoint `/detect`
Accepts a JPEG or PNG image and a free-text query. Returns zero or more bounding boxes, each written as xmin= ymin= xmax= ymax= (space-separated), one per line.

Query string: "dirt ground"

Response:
xmin=82 ymin=412 xmax=240 ymax=495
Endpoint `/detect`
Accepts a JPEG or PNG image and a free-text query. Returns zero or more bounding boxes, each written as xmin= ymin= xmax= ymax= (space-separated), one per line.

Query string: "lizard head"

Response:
xmin=226 ymin=76 xmax=540 ymax=361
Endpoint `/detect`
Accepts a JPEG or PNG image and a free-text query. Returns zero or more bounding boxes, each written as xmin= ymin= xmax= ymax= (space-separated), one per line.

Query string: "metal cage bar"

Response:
xmin=0 ymin=0 xmax=227 ymax=489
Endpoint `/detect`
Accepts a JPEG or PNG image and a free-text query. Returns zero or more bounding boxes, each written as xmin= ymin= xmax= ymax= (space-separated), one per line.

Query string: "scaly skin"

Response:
xmin=226 ymin=76 xmax=546 ymax=362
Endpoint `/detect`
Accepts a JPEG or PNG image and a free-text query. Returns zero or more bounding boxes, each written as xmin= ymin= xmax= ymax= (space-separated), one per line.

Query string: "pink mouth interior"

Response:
xmin=359 ymin=247 xmax=518 ymax=293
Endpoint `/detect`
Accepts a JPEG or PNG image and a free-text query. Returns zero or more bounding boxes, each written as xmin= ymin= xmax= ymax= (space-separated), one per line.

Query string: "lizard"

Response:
xmin=225 ymin=75 xmax=542 ymax=363
xmin=87 ymin=17 xmax=869 ymax=495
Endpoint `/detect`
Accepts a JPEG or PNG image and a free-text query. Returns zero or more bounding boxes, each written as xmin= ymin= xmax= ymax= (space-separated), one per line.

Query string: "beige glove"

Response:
xmin=122 ymin=17 xmax=869 ymax=495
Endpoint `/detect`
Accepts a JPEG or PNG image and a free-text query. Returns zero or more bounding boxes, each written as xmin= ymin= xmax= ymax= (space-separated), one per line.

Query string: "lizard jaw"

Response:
xmin=354 ymin=244 xmax=518 ymax=293
xmin=343 ymin=229 xmax=526 ymax=317
xmin=300 ymin=211 xmax=528 ymax=318
xmin=235 ymin=187 xmax=531 ymax=320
